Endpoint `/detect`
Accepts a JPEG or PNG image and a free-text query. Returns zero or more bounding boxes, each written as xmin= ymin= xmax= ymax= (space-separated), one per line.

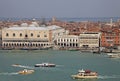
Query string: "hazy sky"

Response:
xmin=0 ymin=0 xmax=120 ymax=18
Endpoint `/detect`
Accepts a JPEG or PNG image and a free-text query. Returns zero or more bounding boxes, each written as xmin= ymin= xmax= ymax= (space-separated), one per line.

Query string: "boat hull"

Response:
xmin=34 ymin=63 xmax=56 ymax=67
xmin=71 ymin=75 xmax=98 ymax=79
xmin=18 ymin=69 xmax=34 ymax=75
xmin=34 ymin=64 xmax=56 ymax=67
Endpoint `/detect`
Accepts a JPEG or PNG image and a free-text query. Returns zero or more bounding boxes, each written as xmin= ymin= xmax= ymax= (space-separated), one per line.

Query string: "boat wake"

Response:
xmin=98 ymin=75 xmax=120 ymax=79
xmin=12 ymin=64 xmax=63 ymax=71
xmin=17 ymin=65 xmax=35 ymax=69
xmin=56 ymin=65 xmax=64 ymax=67
xmin=12 ymin=64 xmax=35 ymax=69
xmin=35 ymin=67 xmax=59 ymax=71
xmin=0 ymin=72 xmax=18 ymax=76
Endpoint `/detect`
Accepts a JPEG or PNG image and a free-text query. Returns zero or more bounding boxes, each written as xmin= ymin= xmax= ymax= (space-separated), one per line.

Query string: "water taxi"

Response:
xmin=107 ymin=53 xmax=120 ymax=58
xmin=34 ymin=63 xmax=56 ymax=67
xmin=12 ymin=64 xmax=21 ymax=67
xmin=71 ymin=69 xmax=98 ymax=79
xmin=18 ymin=69 xmax=34 ymax=75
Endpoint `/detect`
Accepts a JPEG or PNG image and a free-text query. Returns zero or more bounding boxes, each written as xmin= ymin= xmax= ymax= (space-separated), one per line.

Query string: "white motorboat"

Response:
xmin=34 ymin=63 xmax=56 ymax=67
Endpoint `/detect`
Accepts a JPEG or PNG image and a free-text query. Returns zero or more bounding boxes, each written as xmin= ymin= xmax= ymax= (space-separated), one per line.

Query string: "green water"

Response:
xmin=0 ymin=50 xmax=120 ymax=81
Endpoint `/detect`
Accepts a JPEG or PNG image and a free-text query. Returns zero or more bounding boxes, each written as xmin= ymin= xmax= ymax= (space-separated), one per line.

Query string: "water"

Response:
xmin=0 ymin=17 xmax=120 ymax=22
xmin=0 ymin=50 xmax=120 ymax=81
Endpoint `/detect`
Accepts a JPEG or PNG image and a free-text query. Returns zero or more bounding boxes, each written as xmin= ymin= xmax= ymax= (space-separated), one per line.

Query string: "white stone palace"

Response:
xmin=1 ymin=23 xmax=66 ymax=50
xmin=54 ymin=35 xmax=79 ymax=48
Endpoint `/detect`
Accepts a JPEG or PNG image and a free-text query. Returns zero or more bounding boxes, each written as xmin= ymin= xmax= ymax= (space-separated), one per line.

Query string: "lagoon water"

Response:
xmin=0 ymin=50 xmax=120 ymax=81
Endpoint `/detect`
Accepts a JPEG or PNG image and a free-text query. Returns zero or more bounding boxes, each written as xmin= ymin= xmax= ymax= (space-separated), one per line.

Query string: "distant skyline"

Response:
xmin=0 ymin=0 xmax=120 ymax=18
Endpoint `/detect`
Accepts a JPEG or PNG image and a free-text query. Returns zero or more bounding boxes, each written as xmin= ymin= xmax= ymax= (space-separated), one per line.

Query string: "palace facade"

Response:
xmin=2 ymin=26 xmax=52 ymax=49
xmin=79 ymin=32 xmax=101 ymax=49
xmin=54 ymin=35 xmax=79 ymax=48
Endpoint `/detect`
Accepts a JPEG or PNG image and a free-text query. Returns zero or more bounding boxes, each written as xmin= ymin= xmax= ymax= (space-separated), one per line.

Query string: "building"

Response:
xmin=54 ymin=35 xmax=79 ymax=49
xmin=1 ymin=21 xmax=68 ymax=50
xmin=0 ymin=29 xmax=2 ymax=49
xmin=101 ymin=28 xmax=120 ymax=48
xmin=2 ymin=26 xmax=52 ymax=50
xmin=79 ymin=32 xmax=101 ymax=50
xmin=46 ymin=25 xmax=68 ymax=40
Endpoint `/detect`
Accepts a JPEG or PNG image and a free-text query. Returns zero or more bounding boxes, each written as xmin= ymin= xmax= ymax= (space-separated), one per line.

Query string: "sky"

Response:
xmin=0 ymin=0 xmax=120 ymax=18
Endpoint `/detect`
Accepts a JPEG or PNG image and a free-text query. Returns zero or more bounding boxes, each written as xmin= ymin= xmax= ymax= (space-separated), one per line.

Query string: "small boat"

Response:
xmin=12 ymin=64 xmax=21 ymax=67
xmin=107 ymin=53 xmax=120 ymax=58
xmin=34 ymin=63 xmax=56 ymax=67
xmin=18 ymin=69 xmax=34 ymax=75
xmin=71 ymin=69 xmax=98 ymax=79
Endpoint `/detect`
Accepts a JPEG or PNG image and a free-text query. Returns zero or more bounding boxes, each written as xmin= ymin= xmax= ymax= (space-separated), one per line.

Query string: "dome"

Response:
xmin=21 ymin=23 xmax=28 ymax=27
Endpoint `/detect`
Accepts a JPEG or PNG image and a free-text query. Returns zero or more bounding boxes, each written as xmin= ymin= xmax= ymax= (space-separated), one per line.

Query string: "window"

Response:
xmin=37 ymin=35 xmax=40 ymax=37
xmin=13 ymin=33 xmax=15 ymax=37
xmin=58 ymin=39 xmax=60 ymax=41
xmin=67 ymin=39 xmax=69 ymax=42
xmin=25 ymin=34 xmax=28 ymax=38
xmin=73 ymin=39 xmax=74 ymax=42
xmin=6 ymin=33 xmax=9 ymax=37
xmin=20 ymin=33 xmax=22 ymax=37
xmin=44 ymin=35 xmax=47 ymax=37
xmin=31 ymin=33 xmax=33 ymax=37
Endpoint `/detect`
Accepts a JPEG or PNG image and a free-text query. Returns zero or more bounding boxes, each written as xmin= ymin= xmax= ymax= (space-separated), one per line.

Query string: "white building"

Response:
xmin=54 ymin=35 xmax=79 ymax=48
xmin=46 ymin=25 xmax=69 ymax=40
xmin=0 ymin=29 xmax=2 ymax=48
xmin=79 ymin=32 xmax=101 ymax=48
xmin=1 ymin=23 xmax=67 ymax=50
xmin=2 ymin=26 xmax=52 ymax=49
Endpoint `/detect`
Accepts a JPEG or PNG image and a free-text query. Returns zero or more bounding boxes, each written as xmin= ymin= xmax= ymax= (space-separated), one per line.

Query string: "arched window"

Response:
xmin=44 ymin=35 xmax=47 ymax=37
xmin=6 ymin=33 xmax=9 ymax=37
xmin=11 ymin=43 xmax=13 ymax=46
xmin=20 ymin=33 xmax=22 ymax=37
xmin=36 ymin=44 xmax=38 ymax=47
xmin=13 ymin=33 xmax=15 ymax=37
xmin=67 ymin=39 xmax=69 ymax=42
xmin=17 ymin=43 xmax=19 ymax=46
xmin=37 ymin=35 xmax=40 ymax=37
xmin=6 ymin=43 xmax=8 ymax=46
xmin=25 ymin=34 xmax=28 ymax=38
xmin=28 ymin=44 xmax=30 ymax=47
xmin=33 ymin=44 xmax=35 ymax=46
xmin=22 ymin=44 xmax=24 ymax=46
xmin=31 ymin=33 xmax=33 ymax=37
xmin=14 ymin=43 xmax=17 ymax=46
xmin=72 ymin=39 xmax=74 ymax=42
xmin=3 ymin=43 xmax=5 ymax=46
xmin=25 ymin=44 xmax=27 ymax=46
